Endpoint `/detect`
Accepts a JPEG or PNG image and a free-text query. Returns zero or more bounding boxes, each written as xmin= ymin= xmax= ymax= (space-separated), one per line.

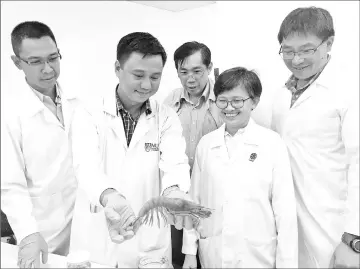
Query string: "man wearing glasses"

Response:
xmin=271 ymin=7 xmax=359 ymax=268
xmin=2 ymin=21 xmax=79 ymax=268
xmin=163 ymin=41 xmax=222 ymax=268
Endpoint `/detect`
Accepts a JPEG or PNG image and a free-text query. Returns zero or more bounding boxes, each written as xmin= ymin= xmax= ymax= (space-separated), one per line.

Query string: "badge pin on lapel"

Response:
xmin=249 ymin=153 xmax=257 ymax=162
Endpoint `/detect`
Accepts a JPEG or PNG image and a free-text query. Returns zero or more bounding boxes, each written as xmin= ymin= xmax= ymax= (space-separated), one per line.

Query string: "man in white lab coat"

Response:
xmin=272 ymin=7 xmax=360 ymax=268
xmin=70 ymin=32 xmax=194 ymax=268
xmin=2 ymin=21 xmax=80 ymax=268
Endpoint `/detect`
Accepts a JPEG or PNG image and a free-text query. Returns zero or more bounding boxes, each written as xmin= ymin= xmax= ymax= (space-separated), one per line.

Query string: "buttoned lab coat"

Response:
xmin=183 ymin=119 xmax=298 ymax=268
xmin=1 ymin=80 xmax=79 ymax=256
xmin=69 ymin=94 xmax=191 ymax=268
xmin=271 ymin=62 xmax=359 ymax=268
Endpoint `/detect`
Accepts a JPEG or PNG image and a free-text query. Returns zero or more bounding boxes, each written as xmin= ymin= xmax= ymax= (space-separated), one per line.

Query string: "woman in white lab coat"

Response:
xmin=182 ymin=67 xmax=298 ymax=268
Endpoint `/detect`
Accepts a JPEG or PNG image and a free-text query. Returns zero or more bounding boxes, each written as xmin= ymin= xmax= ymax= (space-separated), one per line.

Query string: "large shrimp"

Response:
xmin=131 ymin=197 xmax=213 ymax=232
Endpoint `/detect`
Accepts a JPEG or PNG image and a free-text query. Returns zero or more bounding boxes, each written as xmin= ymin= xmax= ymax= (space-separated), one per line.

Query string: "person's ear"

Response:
xmin=115 ymin=60 xmax=121 ymax=78
xmin=11 ymin=55 xmax=22 ymax=70
xmin=251 ymin=97 xmax=260 ymax=110
xmin=176 ymin=65 xmax=181 ymax=79
xmin=326 ymin=36 xmax=334 ymax=52
xmin=207 ymin=62 xmax=213 ymax=73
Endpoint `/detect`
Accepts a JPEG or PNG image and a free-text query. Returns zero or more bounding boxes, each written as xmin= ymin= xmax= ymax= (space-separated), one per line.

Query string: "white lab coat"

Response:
xmin=69 ymin=93 xmax=191 ymax=268
xmin=271 ymin=61 xmax=359 ymax=268
xmin=1 ymin=79 xmax=79 ymax=256
xmin=183 ymin=119 xmax=298 ymax=268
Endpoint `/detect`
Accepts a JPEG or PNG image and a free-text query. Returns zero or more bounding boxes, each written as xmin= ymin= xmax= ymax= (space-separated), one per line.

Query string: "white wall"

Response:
xmin=209 ymin=1 xmax=359 ymax=127
xmin=1 ymin=1 xmax=216 ymax=104
xmin=2 ymin=1 xmax=359 ymax=127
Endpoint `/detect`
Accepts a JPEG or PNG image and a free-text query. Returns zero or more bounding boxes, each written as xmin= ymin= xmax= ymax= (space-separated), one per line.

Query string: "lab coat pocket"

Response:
xmin=86 ymin=209 xmax=118 ymax=266
xmin=302 ymin=116 xmax=339 ymax=136
xmin=198 ymin=235 xmax=222 ymax=268
xmin=31 ymin=193 xmax=66 ymax=236
xmin=245 ymin=235 xmax=276 ymax=247
xmin=244 ymin=236 xmax=277 ymax=267
xmin=70 ymin=189 xmax=117 ymax=267
xmin=137 ymin=222 xmax=169 ymax=253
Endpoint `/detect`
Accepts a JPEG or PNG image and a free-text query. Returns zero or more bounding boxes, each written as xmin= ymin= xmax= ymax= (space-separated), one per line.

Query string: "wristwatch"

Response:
xmin=342 ymin=232 xmax=360 ymax=253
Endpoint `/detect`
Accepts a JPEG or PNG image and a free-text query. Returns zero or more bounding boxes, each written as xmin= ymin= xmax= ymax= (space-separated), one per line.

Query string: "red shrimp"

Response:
xmin=131 ymin=197 xmax=213 ymax=232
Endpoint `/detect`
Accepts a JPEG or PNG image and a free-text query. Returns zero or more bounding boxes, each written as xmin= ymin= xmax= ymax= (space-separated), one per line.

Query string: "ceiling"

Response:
xmin=129 ymin=1 xmax=216 ymax=12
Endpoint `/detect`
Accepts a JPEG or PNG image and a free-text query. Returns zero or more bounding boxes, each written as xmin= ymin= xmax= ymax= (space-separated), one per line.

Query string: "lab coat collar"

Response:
xmin=102 ymin=88 xmax=156 ymax=120
xmin=242 ymin=118 xmax=261 ymax=145
xmin=21 ymin=80 xmax=76 ymax=118
xmin=314 ymin=56 xmax=336 ymax=89
xmin=209 ymin=118 xmax=260 ymax=149
xmin=290 ymin=55 xmax=334 ymax=109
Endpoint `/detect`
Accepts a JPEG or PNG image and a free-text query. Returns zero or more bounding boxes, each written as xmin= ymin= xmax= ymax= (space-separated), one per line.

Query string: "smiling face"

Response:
xmin=115 ymin=52 xmax=164 ymax=106
xmin=217 ymin=84 xmax=259 ymax=132
xmin=11 ymin=36 xmax=60 ymax=93
xmin=281 ymin=33 xmax=333 ymax=80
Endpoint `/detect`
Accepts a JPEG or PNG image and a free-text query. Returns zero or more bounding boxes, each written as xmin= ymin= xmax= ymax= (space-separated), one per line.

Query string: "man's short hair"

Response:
xmin=11 ymin=21 xmax=57 ymax=56
xmin=174 ymin=41 xmax=211 ymax=70
xmin=116 ymin=32 xmax=167 ymax=67
xmin=277 ymin=6 xmax=335 ymax=44
xmin=214 ymin=67 xmax=262 ymax=99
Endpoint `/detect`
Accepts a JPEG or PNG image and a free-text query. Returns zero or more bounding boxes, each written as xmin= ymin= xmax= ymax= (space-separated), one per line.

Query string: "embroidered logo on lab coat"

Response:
xmin=249 ymin=153 xmax=257 ymax=162
xmin=145 ymin=143 xmax=159 ymax=152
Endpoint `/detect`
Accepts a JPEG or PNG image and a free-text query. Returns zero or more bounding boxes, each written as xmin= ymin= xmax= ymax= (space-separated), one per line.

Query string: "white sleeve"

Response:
xmin=182 ymin=146 xmax=202 ymax=255
xmin=271 ymin=136 xmax=298 ymax=268
xmin=341 ymin=100 xmax=360 ymax=236
xmin=1 ymin=120 xmax=38 ymax=243
xmin=70 ymin=105 xmax=119 ymax=207
xmin=158 ymin=104 xmax=191 ymax=193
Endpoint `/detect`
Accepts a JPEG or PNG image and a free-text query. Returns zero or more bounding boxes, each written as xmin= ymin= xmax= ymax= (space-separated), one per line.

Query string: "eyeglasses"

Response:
xmin=178 ymin=69 xmax=205 ymax=79
xmin=215 ymin=97 xmax=252 ymax=109
xmin=279 ymin=40 xmax=326 ymax=60
xmin=17 ymin=52 xmax=62 ymax=67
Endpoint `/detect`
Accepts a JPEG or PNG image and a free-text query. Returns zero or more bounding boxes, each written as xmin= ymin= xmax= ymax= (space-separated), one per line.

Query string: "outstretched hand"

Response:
xmin=17 ymin=232 xmax=48 ymax=268
xmin=101 ymin=190 xmax=137 ymax=244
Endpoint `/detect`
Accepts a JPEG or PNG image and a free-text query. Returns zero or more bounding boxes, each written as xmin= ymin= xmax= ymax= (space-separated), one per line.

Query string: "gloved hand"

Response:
xmin=329 ymin=241 xmax=360 ymax=268
xmin=162 ymin=186 xmax=197 ymax=230
xmin=17 ymin=232 xmax=48 ymax=268
xmin=101 ymin=189 xmax=137 ymax=244
xmin=182 ymin=254 xmax=197 ymax=269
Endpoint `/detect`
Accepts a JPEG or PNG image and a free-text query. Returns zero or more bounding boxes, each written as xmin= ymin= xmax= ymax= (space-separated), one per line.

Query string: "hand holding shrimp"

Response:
xmin=131 ymin=189 xmax=213 ymax=233
xmin=100 ymin=188 xmax=212 ymax=244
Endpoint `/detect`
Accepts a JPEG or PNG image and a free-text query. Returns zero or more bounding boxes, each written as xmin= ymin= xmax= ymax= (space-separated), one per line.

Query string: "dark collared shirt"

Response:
xmin=285 ymin=56 xmax=330 ymax=108
xmin=115 ymin=87 xmax=151 ymax=146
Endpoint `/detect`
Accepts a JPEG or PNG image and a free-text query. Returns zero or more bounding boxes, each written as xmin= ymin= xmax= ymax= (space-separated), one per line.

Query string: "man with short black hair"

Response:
xmin=164 ymin=41 xmax=223 ymax=268
xmin=2 ymin=21 xmax=80 ymax=268
xmin=272 ymin=6 xmax=359 ymax=268
xmin=70 ymin=32 xmax=196 ymax=268
xmin=165 ymin=42 xmax=222 ymax=171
